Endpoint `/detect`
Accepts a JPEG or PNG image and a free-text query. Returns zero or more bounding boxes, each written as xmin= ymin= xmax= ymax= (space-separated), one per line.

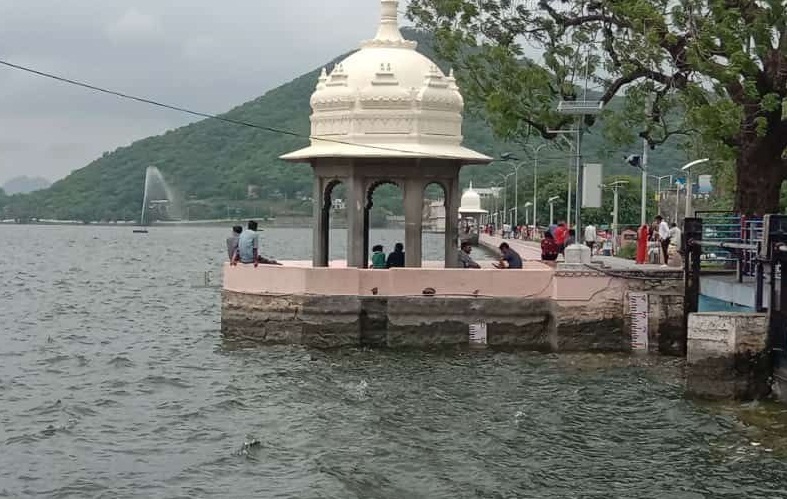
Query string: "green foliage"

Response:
xmin=617 ymin=242 xmax=637 ymax=261
xmin=407 ymin=1 xmax=787 ymax=214
xmin=7 ymin=29 xmax=685 ymax=221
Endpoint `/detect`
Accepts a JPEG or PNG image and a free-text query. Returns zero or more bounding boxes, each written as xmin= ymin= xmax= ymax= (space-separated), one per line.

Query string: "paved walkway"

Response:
xmin=478 ymin=234 xmax=681 ymax=272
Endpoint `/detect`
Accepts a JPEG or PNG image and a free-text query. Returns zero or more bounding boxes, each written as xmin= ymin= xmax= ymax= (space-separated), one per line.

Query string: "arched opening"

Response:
xmin=365 ymin=181 xmax=404 ymax=269
xmin=423 ymin=182 xmax=447 ymax=266
xmin=319 ymin=179 xmax=346 ymax=266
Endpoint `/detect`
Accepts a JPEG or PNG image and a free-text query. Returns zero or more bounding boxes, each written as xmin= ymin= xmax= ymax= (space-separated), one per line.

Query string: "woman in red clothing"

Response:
xmin=541 ymin=231 xmax=560 ymax=261
xmin=554 ymin=222 xmax=568 ymax=253
xmin=636 ymin=224 xmax=649 ymax=264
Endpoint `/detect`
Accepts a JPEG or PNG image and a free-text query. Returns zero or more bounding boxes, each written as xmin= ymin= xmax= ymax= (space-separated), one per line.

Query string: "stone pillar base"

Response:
xmin=686 ymin=312 xmax=770 ymax=400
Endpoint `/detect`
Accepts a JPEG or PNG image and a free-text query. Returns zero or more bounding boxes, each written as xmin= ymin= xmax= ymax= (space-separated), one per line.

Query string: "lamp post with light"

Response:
xmin=681 ymin=158 xmax=710 ymax=218
xmin=548 ymin=196 xmax=560 ymax=227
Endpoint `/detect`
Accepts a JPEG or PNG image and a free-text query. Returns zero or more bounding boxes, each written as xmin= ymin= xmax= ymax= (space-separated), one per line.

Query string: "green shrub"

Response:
xmin=617 ymin=242 xmax=637 ymax=260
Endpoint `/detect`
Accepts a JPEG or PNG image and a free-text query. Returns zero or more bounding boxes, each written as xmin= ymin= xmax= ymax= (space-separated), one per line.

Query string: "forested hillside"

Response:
xmin=2 ymin=29 xmax=688 ymax=222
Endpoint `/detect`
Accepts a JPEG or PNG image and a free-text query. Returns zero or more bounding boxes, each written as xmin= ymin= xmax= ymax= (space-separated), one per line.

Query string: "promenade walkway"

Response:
xmin=478 ymin=234 xmax=679 ymax=272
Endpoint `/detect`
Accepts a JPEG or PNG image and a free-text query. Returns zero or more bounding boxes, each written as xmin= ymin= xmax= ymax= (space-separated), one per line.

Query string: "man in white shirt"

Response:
xmin=655 ymin=215 xmax=671 ymax=264
xmin=584 ymin=223 xmax=597 ymax=252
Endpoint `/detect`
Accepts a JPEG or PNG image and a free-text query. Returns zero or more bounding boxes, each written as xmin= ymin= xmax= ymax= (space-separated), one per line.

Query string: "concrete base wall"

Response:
xmin=222 ymin=291 xmax=557 ymax=350
xmin=686 ymin=312 xmax=769 ymax=400
xmin=222 ymin=274 xmax=683 ymax=352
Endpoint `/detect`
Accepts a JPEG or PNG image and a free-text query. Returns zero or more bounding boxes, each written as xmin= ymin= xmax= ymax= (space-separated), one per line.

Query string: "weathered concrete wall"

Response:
xmin=222 ymin=291 xmax=556 ymax=350
xmin=686 ymin=312 xmax=769 ymax=400
xmin=554 ymin=270 xmax=684 ymax=354
xmin=222 ymin=263 xmax=684 ymax=352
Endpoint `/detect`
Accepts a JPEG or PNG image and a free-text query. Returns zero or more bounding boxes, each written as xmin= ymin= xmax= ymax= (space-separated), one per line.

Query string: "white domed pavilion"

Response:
xmin=281 ymin=0 xmax=491 ymax=268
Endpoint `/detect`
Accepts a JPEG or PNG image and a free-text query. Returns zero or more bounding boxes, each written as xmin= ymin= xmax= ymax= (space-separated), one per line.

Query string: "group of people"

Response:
xmin=370 ymin=243 xmax=406 ymax=269
xmin=650 ymin=215 xmax=682 ymax=265
xmin=226 ymin=221 xmax=280 ymax=267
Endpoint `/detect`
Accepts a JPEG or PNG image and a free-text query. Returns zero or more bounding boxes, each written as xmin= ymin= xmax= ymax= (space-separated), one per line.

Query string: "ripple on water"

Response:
xmin=2 ymin=226 xmax=787 ymax=498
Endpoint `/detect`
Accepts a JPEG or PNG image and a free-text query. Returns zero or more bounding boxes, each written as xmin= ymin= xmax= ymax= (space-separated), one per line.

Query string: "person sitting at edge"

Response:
xmin=540 ymin=231 xmax=559 ymax=261
xmin=236 ymin=220 xmax=261 ymax=267
xmin=227 ymin=225 xmax=242 ymax=265
xmin=386 ymin=242 xmax=405 ymax=268
xmin=371 ymin=244 xmax=386 ymax=269
xmin=494 ymin=242 xmax=523 ymax=269
xmin=458 ymin=240 xmax=481 ymax=268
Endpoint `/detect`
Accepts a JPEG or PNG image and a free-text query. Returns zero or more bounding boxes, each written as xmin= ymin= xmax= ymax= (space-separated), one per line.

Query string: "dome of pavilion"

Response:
xmin=459 ymin=182 xmax=487 ymax=214
xmin=281 ymin=0 xmax=491 ymax=164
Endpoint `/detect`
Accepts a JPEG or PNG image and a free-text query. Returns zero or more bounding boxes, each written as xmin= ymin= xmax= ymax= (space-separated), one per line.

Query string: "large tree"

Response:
xmin=407 ymin=0 xmax=787 ymax=215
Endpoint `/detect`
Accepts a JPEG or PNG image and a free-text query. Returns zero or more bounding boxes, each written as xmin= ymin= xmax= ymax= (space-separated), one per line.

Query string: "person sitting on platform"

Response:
xmin=540 ymin=231 xmax=559 ymax=261
xmin=234 ymin=220 xmax=282 ymax=267
xmin=494 ymin=242 xmax=523 ymax=269
xmin=386 ymin=242 xmax=405 ymax=268
xmin=236 ymin=220 xmax=261 ymax=267
xmin=458 ymin=241 xmax=481 ymax=268
xmin=227 ymin=225 xmax=242 ymax=266
xmin=371 ymin=244 xmax=386 ymax=269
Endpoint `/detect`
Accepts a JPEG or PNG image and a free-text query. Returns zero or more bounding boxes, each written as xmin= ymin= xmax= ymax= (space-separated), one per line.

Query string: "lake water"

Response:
xmin=2 ymin=225 xmax=786 ymax=498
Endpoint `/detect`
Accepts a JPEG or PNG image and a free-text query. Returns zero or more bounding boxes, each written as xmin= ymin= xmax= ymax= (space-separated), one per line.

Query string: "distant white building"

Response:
xmin=423 ymin=199 xmax=446 ymax=232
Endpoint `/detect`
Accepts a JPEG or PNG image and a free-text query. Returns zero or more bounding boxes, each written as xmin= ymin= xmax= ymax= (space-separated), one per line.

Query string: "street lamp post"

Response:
xmin=648 ymin=174 xmax=673 ymax=219
xmin=602 ymin=180 xmax=629 ymax=254
xmin=548 ymin=196 xmax=560 ymax=228
xmin=681 ymin=158 xmax=710 ymax=218
xmin=503 ymin=145 xmax=547 ymax=231
xmin=498 ymin=172 xmax=514 ymax=225
xmin=523 ymin=201 xmax=533 ymax=229
xmin=556 ymin=100 xmax=604 ymax=242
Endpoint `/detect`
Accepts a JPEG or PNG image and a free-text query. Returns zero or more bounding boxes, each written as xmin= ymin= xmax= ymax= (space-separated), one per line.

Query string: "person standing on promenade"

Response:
xmin=584 ymin=223 xmax=597 ymax=253
xmin=655 ymin=215 xmax=671 ymax=265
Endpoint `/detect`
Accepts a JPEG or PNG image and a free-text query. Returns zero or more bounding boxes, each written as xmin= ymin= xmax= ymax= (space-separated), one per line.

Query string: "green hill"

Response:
xmin=2 ymin=29 xmax=687 ymax=223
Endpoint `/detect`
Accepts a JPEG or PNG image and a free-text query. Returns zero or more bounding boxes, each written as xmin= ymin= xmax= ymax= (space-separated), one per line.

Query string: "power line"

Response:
xmin=0 ymin=58 xmax=457 ymax=159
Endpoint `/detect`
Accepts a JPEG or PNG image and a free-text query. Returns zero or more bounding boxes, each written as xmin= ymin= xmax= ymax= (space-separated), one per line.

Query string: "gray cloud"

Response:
xmin=0 ymin=0 xmax=384 ymax=183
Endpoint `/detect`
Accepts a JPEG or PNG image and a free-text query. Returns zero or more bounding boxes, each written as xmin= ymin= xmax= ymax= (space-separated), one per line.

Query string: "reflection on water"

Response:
xmin=0 ymin=225 xmax=786 ymax=498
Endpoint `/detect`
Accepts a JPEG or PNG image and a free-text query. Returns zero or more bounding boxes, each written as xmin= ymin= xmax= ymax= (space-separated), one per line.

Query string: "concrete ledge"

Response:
xmin=686 ymin=312 xmax=769 ymax=400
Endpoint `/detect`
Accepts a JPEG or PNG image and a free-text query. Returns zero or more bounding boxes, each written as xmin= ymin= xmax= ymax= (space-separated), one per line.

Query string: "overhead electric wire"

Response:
xmin=0 ymin=58 xmax=458 ymax=159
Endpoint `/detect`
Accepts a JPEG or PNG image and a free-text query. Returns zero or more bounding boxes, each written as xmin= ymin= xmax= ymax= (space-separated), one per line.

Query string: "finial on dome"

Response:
xmin=469 ymin=181 xmax=474 ymax=190
xmin=374 ymin=0 xmax=405 ymax=43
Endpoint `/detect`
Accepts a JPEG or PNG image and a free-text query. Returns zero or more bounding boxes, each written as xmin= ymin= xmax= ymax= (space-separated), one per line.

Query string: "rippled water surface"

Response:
xmin=2 ymin=225 xmax=787 ymax=498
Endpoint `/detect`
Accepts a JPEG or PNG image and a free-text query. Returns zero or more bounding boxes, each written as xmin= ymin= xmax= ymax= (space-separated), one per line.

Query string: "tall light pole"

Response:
xmin=498 ymin=172 xmax=514 ymax=225
xmin=499 ymin=155 xmax=525 ymax=226
xmin=556 ymin=100 xmax=604 ymax=242
xmin=649 ymin=174 xmax=673 ymax=218
xmin=548 ymin=196 xmax=560 ymax=228
xmin=603 ymin=180 xmax=629 ymax=254
xmin=681 ymin=158 xmax=710 ymax=218
xmin=502 ymin=145 xmax=547 ymax=230
xmin=524 ymin=201 xmax=533 ymax=227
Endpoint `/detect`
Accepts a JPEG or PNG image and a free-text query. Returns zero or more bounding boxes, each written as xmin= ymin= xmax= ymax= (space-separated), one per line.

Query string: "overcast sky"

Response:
xmin=0 ymin=0 xmax=388 ymax=184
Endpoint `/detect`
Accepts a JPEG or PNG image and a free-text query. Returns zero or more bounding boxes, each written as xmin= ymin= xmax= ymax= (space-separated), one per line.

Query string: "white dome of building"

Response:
xmin=281 ymin=0 xmax=490 ymax=164
xmin=459 ymin=182 xmax=488 ymax=214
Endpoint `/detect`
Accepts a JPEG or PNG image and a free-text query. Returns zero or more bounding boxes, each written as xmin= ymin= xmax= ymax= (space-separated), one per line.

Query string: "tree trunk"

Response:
xmin=734 ymin=137 xmax=786 ymax=216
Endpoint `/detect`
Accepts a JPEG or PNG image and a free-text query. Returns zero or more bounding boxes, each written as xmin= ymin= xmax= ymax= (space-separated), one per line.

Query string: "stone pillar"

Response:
xmin=443 ymin=175 xmax=460 ymax=268
xmin=403 ymin=178 xmax=423 ymax=267
xmin=312 ymin=176 xmax=329 ymax=267
xmin=363 ymin=199 xmax=371 ymax=269
xmin=346 ymin=174 xmax=367 ymax=268
xmin=686 ymin=312 xmax=770 ymax=400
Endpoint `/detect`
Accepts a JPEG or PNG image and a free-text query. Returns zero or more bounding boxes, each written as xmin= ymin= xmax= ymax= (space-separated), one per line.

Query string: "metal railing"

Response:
xmin=693 ymin=211 xmax=763 ymax=280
